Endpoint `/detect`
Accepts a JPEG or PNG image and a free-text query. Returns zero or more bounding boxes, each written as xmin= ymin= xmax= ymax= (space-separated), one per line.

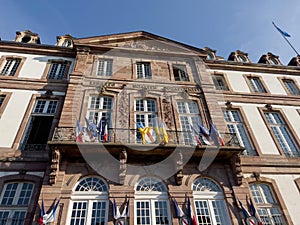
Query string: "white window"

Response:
xmin=177 ymin=101 xmax=202 ymax=145
xmin=134 ymin=177 xmax=171 ymax=225
xmin=97 ymin=59 xmax=113 ymax=76
xmin=68 ymin=177 xmax=109 ymax=225
xmin=212 ymin=74 xmax=229 ymax=91
xmin=136 ymin=62 xmax=151 ymax=79
xmin=223 ymin=109 xmax=257 ymax=156
xmin=250 ymin=183 xmax=286 ymax=225
xmin=87 ymin=96 xmax=113 ymax=141
xmin=264 ymin=112 xmax=299 ymax=157
xmin=0 ymin=58 xmax=21 ymax=76
xmin=282 ymin=79 xmax=300 ymax=95
xmin=33 ymin=100 xmax=58 ymax=114
xmin=173 ymin=65 xmax=189 ymax=81
xmin=247 ymin=77 xmax=266 ymax=93
xmin=0 ymin=182 xmax=34 ymax=225
xmin=192 ymin=178 xmax=232 ymax=225
xmin=47 ymin=61 xmax=69 ymax=79
xmin=134 ymin=99 xmax=157 ymax=143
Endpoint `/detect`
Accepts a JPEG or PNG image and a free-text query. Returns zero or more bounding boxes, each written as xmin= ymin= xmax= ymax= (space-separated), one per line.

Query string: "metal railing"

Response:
xmin=51 ymin=127 xmax=241 ymax=147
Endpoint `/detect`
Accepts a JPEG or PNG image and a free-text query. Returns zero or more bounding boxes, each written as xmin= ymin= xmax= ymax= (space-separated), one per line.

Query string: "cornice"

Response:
xmin=205 ymin=59 xmax=300 ymax=75
xmin=0 ymin=40 xmax=75 ymax=58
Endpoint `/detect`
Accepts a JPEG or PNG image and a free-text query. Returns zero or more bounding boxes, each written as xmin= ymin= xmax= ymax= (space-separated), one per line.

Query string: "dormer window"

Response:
xmin=258 ymin=52 xmax=281 ymax=65
xmin=269 ymin=57 xmax=279 ymax=65
xmin=203 ymin=47 xmax=216 ymax=60
xmin=228 ymin=50 xmax=250 ymax=63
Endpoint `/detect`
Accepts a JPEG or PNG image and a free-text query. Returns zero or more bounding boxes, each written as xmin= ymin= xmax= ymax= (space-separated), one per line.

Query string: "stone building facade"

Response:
xmin=0 ymin=30 xmax=299 ymax=225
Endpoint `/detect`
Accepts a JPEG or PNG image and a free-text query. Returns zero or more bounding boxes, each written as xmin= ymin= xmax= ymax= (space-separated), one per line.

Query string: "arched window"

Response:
xmin=134 ymin=177 xmax=170 ymax=225
xmin=67 ymin=176 xmax=109 ymax=225
xmin=0 ymin=182 xmax=34 ymax=224
xmin=249 ymin=183 xmax=286 ymax=225
xmin=192 ymin=177 xmax=232 ymax=225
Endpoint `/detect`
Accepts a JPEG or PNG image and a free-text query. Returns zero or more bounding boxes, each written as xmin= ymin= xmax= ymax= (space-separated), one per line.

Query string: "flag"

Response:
xmin=172 ymin=198 xmax=185 ymax=218
xmin=209 ymin=123 xmax=225 ymax=146
xmin=190 ymin=123 xmax=202 ymax=146
xmin=199 ymin=124 xmax=211 ymax=145
xmin=85 ymin=117 xmax=97 ymax=141
xmin=136 ymin=122 xmax=154 ymax=144
xmin=121 ymin=200 xmax=130 ymax=218
xmin=103 ymin=121 xmax=108 ymax=142
xmin=159 ymin=122 xmax=169 ymax=144
xmin=187 ymin=197 xmax=197 ymax=225
xmin=113 ymin=198 xmax=121 ymax=220
xmin=76 ymin=120 xmax=83 ymax=143
xmin=39 ymin=198 xmax=60 ymax=224
xmin=248 ymin=196 xmax=263 ymax=225
xmin=153 ymin=117 xmax=162 ymax=143
xmin=272 ymin=22 xmax=291 ymax=37
xmin=238 ymin=200 xmax=257 ymax=225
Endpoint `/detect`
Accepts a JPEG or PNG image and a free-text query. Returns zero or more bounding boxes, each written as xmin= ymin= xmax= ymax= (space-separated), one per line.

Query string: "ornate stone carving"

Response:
xmin=14 ymin=30 xmax=41 ymax=44
xmin=162 ymin=99 xmax=173 ymax=129
xmin=118 ymin=89 xmax=129 ymax=128
xmin=230 ymin=153 xmax=243 ymax=185
xmin=49 ymin=147 xmax=61 ymax=185
xmin=119 ymin=148 xmax=128 ymax=184
xmin=175 ymin=151 xmax=183 ymax=185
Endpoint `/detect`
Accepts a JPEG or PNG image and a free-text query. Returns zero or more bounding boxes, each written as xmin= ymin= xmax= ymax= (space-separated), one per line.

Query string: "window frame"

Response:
xmin=134 ymin=98 xmax=157 ymax=143
xmin=172 ymin=64 xmax=189 ymax=82
xmin=43 ymin=59 xmax=71 ymax=80
xmin=97 ymin=58 xmax=113 ymax=76
xmin=211 ymin=73 xmax=230 ymax=91
xmin=134 ymin=177 xmax=171 ymax=225
xmin=249 ymin=183 xmax=286 ymax=225
xmin=244 ymin=75 xmax=269 ymax=93
xmin=260 ymin=108 xmax=300 ymax=157
xmin=136 ymin=62 xmax=152 ymax=79
xmin=0 ymin=92 xmax=12 ymax=118
xmin=0 ymin=181 xmax=35 ymax=225
xmin=0 ymin=55 xmax=26 ymax=78
xmin=176 ymin=100 xmax=203 ymax=146
xmin=192 ymin=177 xmax=232 ymax=225
xmin=32 ymin=99 xmax=58 ymax=115
xmin=67 ymin=176 xmax=109 ymax=225
xmin=278 ymin=77 xmax=300 ymax=95
xmin=223 ymin=108 xmax=258 ymax=156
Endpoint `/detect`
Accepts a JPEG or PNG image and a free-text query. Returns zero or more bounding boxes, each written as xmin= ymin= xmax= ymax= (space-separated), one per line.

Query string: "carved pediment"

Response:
xmin=76 ymin=31 xmax=205 ymax=55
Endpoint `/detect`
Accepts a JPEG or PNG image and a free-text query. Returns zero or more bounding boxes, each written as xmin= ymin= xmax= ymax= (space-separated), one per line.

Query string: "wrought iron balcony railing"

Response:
xmin=51 ymin=127 xmax=241 ymax=147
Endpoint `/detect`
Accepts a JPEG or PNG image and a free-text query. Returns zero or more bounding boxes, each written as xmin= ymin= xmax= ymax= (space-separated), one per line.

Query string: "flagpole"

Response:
xmin=281 ymin=34 xmax=299 ymax=55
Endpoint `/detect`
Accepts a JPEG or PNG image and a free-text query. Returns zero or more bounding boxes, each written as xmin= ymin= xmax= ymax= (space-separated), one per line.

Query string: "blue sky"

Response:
xmin=1 ymin=0 xmax=299 ymax=64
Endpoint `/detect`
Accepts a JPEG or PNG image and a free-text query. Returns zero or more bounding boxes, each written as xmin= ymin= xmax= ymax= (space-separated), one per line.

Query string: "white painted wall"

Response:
xmin=209 ymin=69 xmax=300 ymax=95
xmin=0 ymin=52 xmax=74 ymax=79
xmin=0 ymin=90 xmax=33 ymax=148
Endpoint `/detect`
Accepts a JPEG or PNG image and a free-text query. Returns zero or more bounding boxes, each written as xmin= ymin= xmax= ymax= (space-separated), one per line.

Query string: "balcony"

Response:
xmin=51 ymin=127 xmax=240 ymax=146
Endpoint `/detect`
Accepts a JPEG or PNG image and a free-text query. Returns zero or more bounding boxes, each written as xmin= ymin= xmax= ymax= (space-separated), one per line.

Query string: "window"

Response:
xmin=173 ymin=64 xmax=189 ymax=81
xmin=0 ymin=58 xmax=21 ymax=76
xmin=264 ymin=111 xmax=300 ymax=157
xmin=136 ymin=62 xmax=151 ymax=79
xmin=0 ymin=182 xmax=34 ymax=225
xmin=47 ymin=61 xmax=70 ymax=80
xmin=247 ymin=76 xmax=267 ymax=93
xmin=177 ymin=101 xmax=202 ymax=145
xmin=87 ymin=96 xmax=113 ymax=141
xmin=135 ymin=99 xmax=157 ymax=143
xmin=192 ymin=177 xmax=232 ymax=225
xmin=250 ymin=183 xmax=286 ymax=225
xmin=223 ymin=109 xmax=257 ymax=156
xmin=20 ymin=99 xmax=58 ymax=151
xmin=0 ymin=93 xmax=11 ymax=118
xmin=282 ymin=79 xmax=300 ymax=95
xmin=134 ymin=177 xmax=170 ymax=225
xmin=68 ymin=177 xmax=108 ymax=225
xmin=97 ymin=59 xmax=113 ymax=76
xmin=237 ymin=54 xmax=247 ymax=62
xmin=33 ymin=100 xmax=58 ymax=114
xmin=212 ymin=74 xmax=229 ymax=91
xmin=268 ymin=57 xmax=279 ymax=65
